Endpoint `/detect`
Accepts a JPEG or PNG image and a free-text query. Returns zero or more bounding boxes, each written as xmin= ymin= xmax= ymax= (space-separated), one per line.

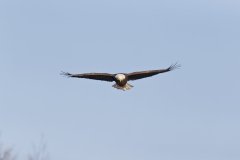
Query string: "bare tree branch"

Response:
xmin=0 ymin=140 xmax=16 ymax=160
xmin=28 ymin=136 xmax=50 ymax=160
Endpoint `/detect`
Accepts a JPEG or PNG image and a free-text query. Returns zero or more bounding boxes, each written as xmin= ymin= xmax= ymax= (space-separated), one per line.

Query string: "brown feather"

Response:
xmin=61 ymin=72 xmax=114 ymax=82
xmin=127 ymin=63 xmax=180 ymax=81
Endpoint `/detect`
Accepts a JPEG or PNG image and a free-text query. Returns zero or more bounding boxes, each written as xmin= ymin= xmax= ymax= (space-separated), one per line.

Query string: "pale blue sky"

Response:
xmin=0 ymin=0 xmax=240 ymax=160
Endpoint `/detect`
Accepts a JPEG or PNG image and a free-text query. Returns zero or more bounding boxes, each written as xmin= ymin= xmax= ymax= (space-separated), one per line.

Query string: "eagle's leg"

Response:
xmin=112 ymin=83 xmax=133 ymax=91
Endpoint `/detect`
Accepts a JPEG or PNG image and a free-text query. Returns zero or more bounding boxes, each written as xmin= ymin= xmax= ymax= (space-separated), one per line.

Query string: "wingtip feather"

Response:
xmin=168 ymin=62 xmax=181 ymax=71
xmin=60 ymin=71 xmax=72 ymax=77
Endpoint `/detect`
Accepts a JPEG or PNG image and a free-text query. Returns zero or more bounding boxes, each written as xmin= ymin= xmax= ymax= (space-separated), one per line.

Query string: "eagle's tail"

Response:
xmin=112 ymin=83 xmax=133 ymax=91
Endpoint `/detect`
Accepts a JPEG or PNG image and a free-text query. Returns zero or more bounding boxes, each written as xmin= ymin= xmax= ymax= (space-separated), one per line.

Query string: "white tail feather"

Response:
xmin=112 ymin=83 xmax=133 ymax=91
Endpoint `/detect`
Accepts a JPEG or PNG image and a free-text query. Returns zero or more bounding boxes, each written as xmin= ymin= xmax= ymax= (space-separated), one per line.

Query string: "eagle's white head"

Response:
xmin=115 ymin=74 xmax=126 ymax=82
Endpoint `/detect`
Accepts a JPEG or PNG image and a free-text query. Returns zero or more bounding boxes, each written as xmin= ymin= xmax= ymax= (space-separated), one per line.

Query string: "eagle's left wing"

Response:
xmin=61 ymin=72 xmax=115 ymax=82
xmin=127 ymin=63 xmax=180 ymax=81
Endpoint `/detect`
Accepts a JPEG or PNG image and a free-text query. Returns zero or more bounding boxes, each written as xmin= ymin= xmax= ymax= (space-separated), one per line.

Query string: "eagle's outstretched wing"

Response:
xmin=61 ymin=72 xmax=115 ymax=82
xmin=127 ymin=63 xmax=180 ymax=81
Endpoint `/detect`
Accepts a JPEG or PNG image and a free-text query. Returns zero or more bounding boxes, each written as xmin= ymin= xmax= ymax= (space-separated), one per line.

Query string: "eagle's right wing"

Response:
xmin=61 ymin=72 xmax=115 ymax=82
xmin=127 ymin=63 xmax=180 ymax=81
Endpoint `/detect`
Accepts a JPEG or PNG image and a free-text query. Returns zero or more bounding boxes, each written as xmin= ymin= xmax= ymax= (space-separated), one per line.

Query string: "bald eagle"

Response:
xmin=61 ymin=63 xmax=180 ymax=91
